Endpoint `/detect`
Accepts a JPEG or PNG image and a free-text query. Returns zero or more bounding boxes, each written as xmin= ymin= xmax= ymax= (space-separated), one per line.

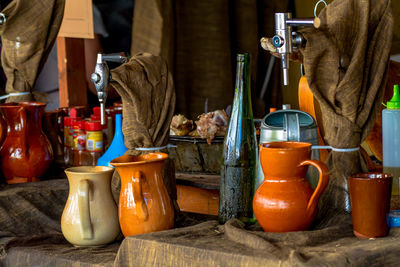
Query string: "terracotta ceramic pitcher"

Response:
xmin=110 ymin=153 xmax=174 ymax=237
xmin=61 ymin=166 xmax=120 ymax=247
xmin=253 ymin=141 xmax=329 ymax=232
xmin=43 ymin=110 xmax=64 ymax=166
xmin=0 ymin=102 xmax=53 ymax=183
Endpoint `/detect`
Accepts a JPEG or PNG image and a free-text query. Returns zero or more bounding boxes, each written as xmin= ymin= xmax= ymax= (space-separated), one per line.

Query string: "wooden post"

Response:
xmin=57 ymin=37 xmax=88 ymax=107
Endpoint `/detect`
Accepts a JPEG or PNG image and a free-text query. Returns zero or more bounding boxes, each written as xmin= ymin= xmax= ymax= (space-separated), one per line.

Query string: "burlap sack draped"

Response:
xmin=131 ymin=0 xmax=289 ymax=119
xmin=300 ymin=0 xmax=393 ymax=212
xmin=109 ymin=53 xmax=177 ymax=208
xmin=0 ymin=0 xmax=65 ymax=102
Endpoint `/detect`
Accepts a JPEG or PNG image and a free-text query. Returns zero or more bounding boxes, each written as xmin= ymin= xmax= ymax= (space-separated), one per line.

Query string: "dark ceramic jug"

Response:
xmin=43 ymin=110 xmax=64 ymax=166
xmin=0 ymin=102 xmax=54 ymax=183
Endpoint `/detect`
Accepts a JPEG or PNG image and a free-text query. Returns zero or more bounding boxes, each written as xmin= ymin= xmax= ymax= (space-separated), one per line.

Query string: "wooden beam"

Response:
xmin=57 ymin=37 xmax=88 ymax=107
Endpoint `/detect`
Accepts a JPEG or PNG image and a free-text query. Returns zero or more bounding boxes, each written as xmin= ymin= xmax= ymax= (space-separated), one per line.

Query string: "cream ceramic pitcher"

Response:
xmin=61 ymin=166 xmax=120 ymax=247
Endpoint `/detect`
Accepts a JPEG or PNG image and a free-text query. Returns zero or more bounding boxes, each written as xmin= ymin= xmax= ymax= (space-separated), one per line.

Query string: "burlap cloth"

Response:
xmin=0 ymin=179 xmax=399 ymax=266
xmin=299 ymin=0 xmax=393 ymax=213
xmin=0 ymin=180 xmax=206 ymax=266
xmin=0 ymin=0 xmax=65 ymax=102
xmin=115 ymin=216 xmax=400 ymax=267
xmin=109 ymin=53 xmax=178 ymax=212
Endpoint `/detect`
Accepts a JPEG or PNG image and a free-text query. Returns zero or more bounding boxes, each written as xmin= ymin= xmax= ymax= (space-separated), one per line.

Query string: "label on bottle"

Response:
xmin=68 ymin=128 xmax=75 ymax=148
xmin=218 ymin=165 xmax=255 ymax=224
xmin=74 ymin=130 xmax=86 ymax=151
xmin=86 ymin=131 xmax=103 ymax=152
xmin=64 ymin=127 xmax=74 ymax=148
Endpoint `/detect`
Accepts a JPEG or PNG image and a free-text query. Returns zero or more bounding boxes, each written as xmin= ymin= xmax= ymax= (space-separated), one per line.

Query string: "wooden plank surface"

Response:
xmin=175 ymin=172 xmax=219 ymax=190
xmin=57 ymin=37 xmax=88 ymax=107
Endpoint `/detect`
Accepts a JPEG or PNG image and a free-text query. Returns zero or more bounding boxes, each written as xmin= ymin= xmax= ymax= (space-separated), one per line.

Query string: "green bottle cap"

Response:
xmin=386 ymin=85 xmax=400 ymax=109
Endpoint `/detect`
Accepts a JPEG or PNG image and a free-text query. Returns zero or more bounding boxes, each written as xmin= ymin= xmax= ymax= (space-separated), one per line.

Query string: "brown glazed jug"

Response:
xmin=43 ymin=110 xmax=64 ymax=166
xmin=110 ymin=153 xmax=174 ymax=237
xmin=253 ymin=141 xmax=329 ymax=232
xmin=0 ymin=102 xmax=54 ymax=183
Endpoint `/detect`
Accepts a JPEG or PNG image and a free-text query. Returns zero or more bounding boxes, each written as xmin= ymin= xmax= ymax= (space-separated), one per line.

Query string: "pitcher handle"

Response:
xmin=78 ymin=179 xmax=93 ymax=240
xmin=133 ymin=171 xmax=149 ymax=221
xmin=299 ymin=159 xmax=329 ymax=215
xmin=285 ymin=112 xmax=300 ymax=141
xmin=18 ymin=106 xmax=28 ymax=153
xmin=0 ymin=112 xmax=7 ymax=149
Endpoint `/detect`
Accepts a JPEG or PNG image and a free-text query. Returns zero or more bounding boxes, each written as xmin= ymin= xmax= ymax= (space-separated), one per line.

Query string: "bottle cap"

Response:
xmin=269 ymin=107 xmax=277 ymax=113
xmin=386 ymin=85 xmax=400 ymax=109
xmin=90 ymin=114 xmax=100 ymax=120
xmin=93 ymin=106 xmax=101 ymax=116
xmin=69 ymin=108 xmax=78 ymax=118
xmin=388 ymin=210 xmax=400 ymax=227
xmin=73 ymin=120 xmax=85 ymax=129
xmin=64 ymin=117 xmax=72 ymax=127
xmin=86 ymin=120 xmax=102 ymax=131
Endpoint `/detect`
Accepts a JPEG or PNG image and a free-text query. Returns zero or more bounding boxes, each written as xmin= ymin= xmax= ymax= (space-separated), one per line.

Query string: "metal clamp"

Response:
xmin=0 ymin=13 xmax=6 ymax=25
xmin=314 ymin=0 xmax=328 ymax=17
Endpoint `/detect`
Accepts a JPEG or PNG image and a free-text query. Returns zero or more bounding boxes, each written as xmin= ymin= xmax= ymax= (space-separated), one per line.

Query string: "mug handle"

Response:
xmin=18 ymin=106 xmax=28 ymax=154
xmin=0 ymin=112 xmax=7 ymax=149
xmin=299 ymin=160 xmax=329 ymax=215
xmin=78 ymin=179 xmax=93 ymax=240
xmin=133 ymin=171 xmax=149 ymax=221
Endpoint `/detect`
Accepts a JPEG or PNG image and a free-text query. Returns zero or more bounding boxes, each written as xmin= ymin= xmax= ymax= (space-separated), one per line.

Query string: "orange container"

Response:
xmin=349 ymin=172 xmax=392 ymax=238
xmin=110 ymin=153 xmax=174 ymax=237
xmin=253 ymin=141 xmax=329 ymax=232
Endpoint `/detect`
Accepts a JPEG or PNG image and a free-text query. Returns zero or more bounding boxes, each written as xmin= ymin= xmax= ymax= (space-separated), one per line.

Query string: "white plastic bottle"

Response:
xmin=383 ymin=84 xmax=400 ymax=196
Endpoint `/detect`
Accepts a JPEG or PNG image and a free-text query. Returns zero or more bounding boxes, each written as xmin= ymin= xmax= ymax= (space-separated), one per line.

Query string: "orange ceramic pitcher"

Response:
xmin=110 ymin=153 xmax=174 ymax=237
xmin=253 ymin=141 xmax=329 ymax=232
xmin=0 ymin=102 xmax=53 ymax=183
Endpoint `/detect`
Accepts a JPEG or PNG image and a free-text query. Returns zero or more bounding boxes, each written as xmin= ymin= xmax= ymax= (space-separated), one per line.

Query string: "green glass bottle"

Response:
xmin=218 ymin=53 xmax=257 ymax=224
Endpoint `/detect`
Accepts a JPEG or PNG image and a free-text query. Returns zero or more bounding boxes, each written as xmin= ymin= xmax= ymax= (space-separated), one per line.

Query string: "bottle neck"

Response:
xmin=115 ymin=114 xmax=122 ymax=135
xmin=232 ymin=55 xmax=253 ymax=118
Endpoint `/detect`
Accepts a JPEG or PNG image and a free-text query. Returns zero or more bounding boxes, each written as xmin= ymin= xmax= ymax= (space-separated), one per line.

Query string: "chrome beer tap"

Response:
xmin=91 ymin=52 xmax=129 ymax=125
xmin=269 ymin=13 xmax=320 ymax=86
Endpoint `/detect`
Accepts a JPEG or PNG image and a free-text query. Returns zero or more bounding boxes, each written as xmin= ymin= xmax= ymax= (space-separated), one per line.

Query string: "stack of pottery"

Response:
xmin=0 ymin=102 xmax=53 ymax=184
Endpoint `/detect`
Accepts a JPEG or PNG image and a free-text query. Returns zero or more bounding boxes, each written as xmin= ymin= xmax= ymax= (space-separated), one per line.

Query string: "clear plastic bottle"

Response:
xmin=383 ymin=84 xmax=400 ymax=197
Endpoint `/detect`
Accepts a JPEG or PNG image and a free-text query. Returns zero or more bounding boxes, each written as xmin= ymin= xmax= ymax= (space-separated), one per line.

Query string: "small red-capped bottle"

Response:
xmin=86 ymin=120 xmax=103 ymax=166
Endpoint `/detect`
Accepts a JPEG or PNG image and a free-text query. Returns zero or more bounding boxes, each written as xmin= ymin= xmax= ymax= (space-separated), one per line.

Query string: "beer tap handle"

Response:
xmin=91 ymin=52 xmax=129 ymax=126
xmin=102 ymin=52 xmax=129 ymax=63
xmin=270 ymin=13 xmax=320 ymax=86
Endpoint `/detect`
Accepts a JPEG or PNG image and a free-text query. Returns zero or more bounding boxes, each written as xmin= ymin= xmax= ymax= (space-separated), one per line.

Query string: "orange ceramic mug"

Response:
xmin=253 ymin=141 xmax=329 ymax=232
xmin=349 ymin=172 xmax=392 ymax=238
